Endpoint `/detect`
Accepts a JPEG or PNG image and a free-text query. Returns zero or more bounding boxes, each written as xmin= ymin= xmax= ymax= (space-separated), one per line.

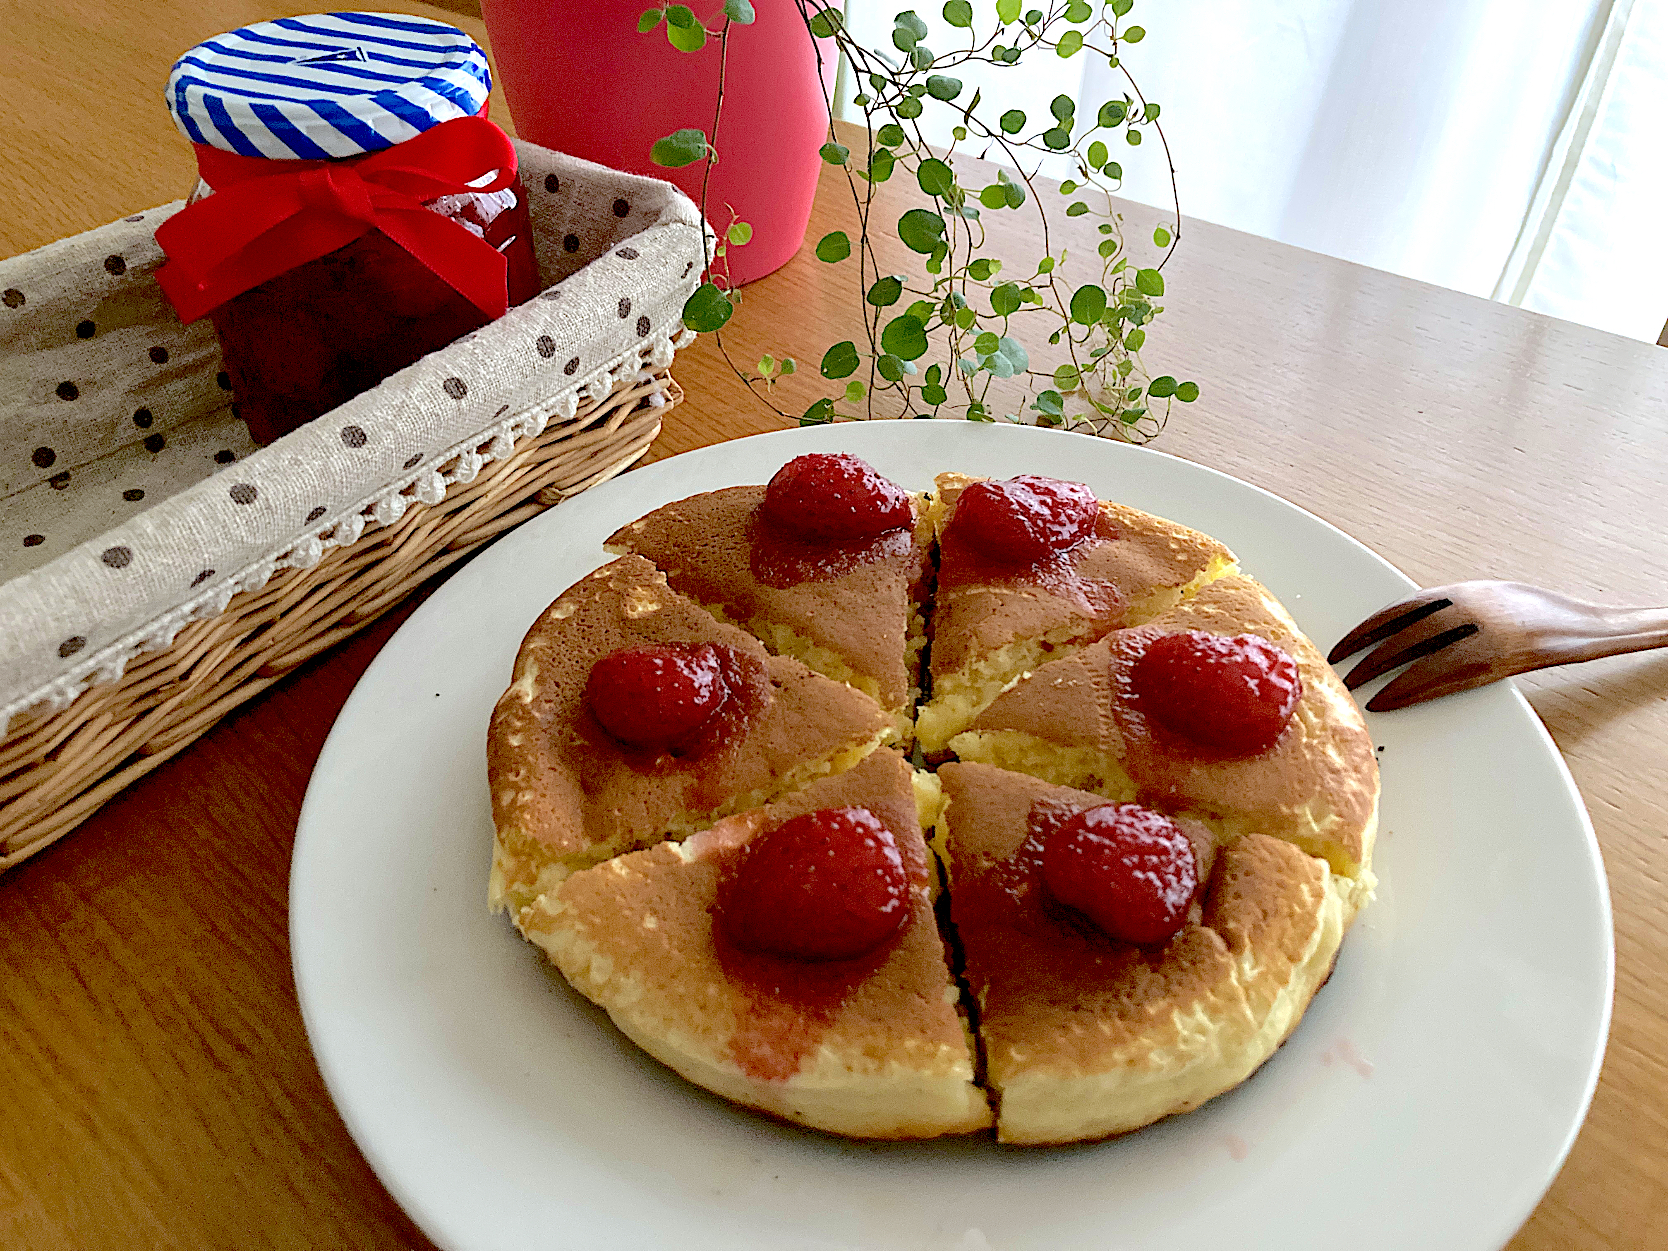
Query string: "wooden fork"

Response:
xmin=1327 ymin=581 xmax=1668 ymax=711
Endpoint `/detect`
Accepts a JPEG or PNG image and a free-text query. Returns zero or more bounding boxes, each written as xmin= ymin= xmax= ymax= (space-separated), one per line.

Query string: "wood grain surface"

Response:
xmin=3 ymin=3 xmax=1666 ymax=1249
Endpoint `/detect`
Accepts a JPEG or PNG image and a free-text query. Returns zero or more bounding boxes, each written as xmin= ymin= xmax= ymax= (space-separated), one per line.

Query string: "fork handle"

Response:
xmin=1547 ymin=605 xmax=1668 ymax=665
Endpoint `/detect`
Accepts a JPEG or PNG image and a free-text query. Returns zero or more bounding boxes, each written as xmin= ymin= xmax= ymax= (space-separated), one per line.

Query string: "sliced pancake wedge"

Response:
xmin=521 ymin=748 xmax=992 ymax=1139
xmin=604 ymin=485 xmax=935 ymax=743
xmin=488 ymin=555 xmax=892 ymax=920
xmin=916 ymin=472 xmax=1236 ymax=755
xmin=950 ymin=573 xmax=1378 ymax=896
xmin=936 ymin=761 xmax=1347 ymax=1145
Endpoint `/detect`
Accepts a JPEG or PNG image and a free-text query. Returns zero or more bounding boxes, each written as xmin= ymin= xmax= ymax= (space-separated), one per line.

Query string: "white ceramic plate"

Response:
xmin=292 ymin=422 xmax=1612 ymax=1251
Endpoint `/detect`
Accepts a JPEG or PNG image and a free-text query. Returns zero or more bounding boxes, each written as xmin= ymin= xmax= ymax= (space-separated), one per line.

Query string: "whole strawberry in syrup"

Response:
xmin=761 ymin=452 xmax=913 ymax=541
xmin=720 ymin=807 xmax=910 ymax=962
xmin=1041 ymin=803 xmax=1197 ymax=945
xmin=1131 ymin=631 xmax=1302 ymax=756
xmin=585 ymin=642 xmax=731 ymax=751
xmin=954 ymin=474 xmax=1098 ymax=564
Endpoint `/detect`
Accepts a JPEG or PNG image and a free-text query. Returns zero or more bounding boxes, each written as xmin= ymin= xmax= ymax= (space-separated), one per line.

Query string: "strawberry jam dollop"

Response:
xmin=719 ymin=807 xmax=910 ymax=962
xmin=761 ymin=452 xmax=914 ymax=541
xmin=952 ymin=474 xmax=1098 ymax=564
xmin=1132 ymin=630 xmax=1302 ymax=756
xmin=1041 ymin=803 xmax=1197 ymax=945
xmin=585 ymin=642 xmax=730 ymax=751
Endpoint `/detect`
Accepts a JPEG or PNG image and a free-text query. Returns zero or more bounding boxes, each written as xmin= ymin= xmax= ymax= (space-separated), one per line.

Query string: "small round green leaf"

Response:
xmin=867 ymin=275 xmax=904 ymax=306
xmin=1099 ymin=100 xmax=1127 ymax=127
xmin=1004 ymin=180 xmax=1026 ymax=208
xmin=996 ymin=0 xmax=1021 ymax=22
xmin=820 ymin=340 xmax=860 ymax=379
xmin=1070 ymin=284 xmax=1107 ymax=325
xmin=819 ymin=142 xmax=850 ymax=166
xmin=877 ymin=123 xmax=906 ymax=147
xmin=1051 ymin=93 xmax=1075 ymax=123
xmin=1064 ymin=0 xmax=1092 ymax=20
xmin=974 ymin=331 xmax=1000 ymax=354
xmin=1147 ymin=375 xmax=1177 ymax=398
xmin=1087 ymin=140 xmax=1108 ymax=170
xmin=868 ymin=149 xmax=896 ymax=183
xmin=943 ymin=0 xmax=973 ymax=25
xmin=999 ymin=109 xmax=1026 ymax=134
xmin=637 ymin=8 xmax=664 ymax=33
xmin=681 ymin=282 xmax=733 ymax=332
xmin=667 ymin=19 xmax=705 ymax=50
xmin=1123 ymin=24 xmax=1145 ymax=41
xmin=897 ymin=208 xmax=946 ymax=254
xmin=722 ymin=0 xmax=754 ymax=21
xmin=1054 ymin=364 xmax=1081 ymax=390
xmin=1056 ymin=30 xmax=1082 ymax=56
xmin=845 ymin=379 xmax=866 ymax=403
xmin=967 ymin=257 xmax=996 ymax=280
xmin=815 ymin=231 xmax=851 ymax=263
xmin=808 ymin=7 xmax=842 ymax=36
xmin=1065 ymin=201 xmax=1089 ymax=217
xmin=650 ymin=127 xmax=708 ymax=167
xmin=881 ymin=314 xmax=929 ymax=361
xmin=726 ymin=221 xmax=753 ymax=245
xmin=664 ymin=3 xmax=695 ymax=24
xmin=1126 ymin=128 xmax=1143 ymax=146
xmin=927 ymin=75 xmax=962 ymax=101
xmin=1153 ymin=225 xmax=1172 ymax=247
xmin=1043 ymin=127 xmax=1071 ymax=150
xmin=801 ymin=397 xmax=835 ymax=425
xmin=1135 ymin=267 xmax=1165 ymax=296
xmin=877 ymin=354 xmax=905 ymax=382
xmin=1176 ymin=381 xmax=1200 ymax=402
xmin=1123 ymin=328 xmax=1145 ymax=351
xmin=923 ymin=383 xmax=948 ymax=406
xmin=898 ymin=97 xmax=923 ymax=119
xmin=989 ymin=283 xmax=1022 ymax=316
xmin=917 ymin=158 xmax=955 ymax=198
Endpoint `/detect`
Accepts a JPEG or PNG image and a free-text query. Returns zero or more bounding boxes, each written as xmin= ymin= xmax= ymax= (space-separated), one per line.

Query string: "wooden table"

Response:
xmin=4 ymin=4 xmax=1666 ymax=1248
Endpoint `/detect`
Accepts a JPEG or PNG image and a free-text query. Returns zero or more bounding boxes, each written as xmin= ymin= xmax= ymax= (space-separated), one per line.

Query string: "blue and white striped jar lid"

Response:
xmin=167 ymin=12 xmax=492 ymax=160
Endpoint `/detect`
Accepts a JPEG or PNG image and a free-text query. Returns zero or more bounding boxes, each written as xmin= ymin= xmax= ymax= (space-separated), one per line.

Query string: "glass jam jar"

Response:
xmin=158 ymin=13 xmax=540 ymax=444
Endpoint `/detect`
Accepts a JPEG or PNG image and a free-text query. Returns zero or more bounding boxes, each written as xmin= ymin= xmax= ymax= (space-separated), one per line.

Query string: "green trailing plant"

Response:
xmin=638 ymin=0 xmax=1196 ymax=441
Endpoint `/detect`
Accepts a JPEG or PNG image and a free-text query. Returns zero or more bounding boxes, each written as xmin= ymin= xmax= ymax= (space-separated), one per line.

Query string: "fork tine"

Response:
xmin=1343 ymin=619 xmax=1480 ymax=690
xmin=1327 ymin=591 xmax=1454 ymax=664
xmin=1366 ymin=653 xmax=1496 ymax=711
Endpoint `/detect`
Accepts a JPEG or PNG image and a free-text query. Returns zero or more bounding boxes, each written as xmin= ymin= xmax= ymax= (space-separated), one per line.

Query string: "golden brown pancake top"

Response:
xmin=929 ymin=472 xmax=1234 ymax=678
xmin=605 ymin=485 xmax=934 ymax=711
xmin=531 ymin=749 xmax=968 ymax=1083
xmin=937 ymin=761 xmax=1330 ymax=1076
xmin=968 ymin=575 xmax=1378 ymax=875
xmin=488 ymin=555 xmax=888 ymax=872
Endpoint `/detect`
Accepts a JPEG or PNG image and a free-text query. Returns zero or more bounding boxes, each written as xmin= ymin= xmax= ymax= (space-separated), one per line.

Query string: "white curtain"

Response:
xmin=839 ymin=0 xmax=1668 ymax=343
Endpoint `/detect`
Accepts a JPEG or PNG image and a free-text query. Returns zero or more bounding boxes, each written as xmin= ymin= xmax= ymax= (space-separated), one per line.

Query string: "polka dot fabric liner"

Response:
xmin=0 ymin=139 xmax=703 ymax=732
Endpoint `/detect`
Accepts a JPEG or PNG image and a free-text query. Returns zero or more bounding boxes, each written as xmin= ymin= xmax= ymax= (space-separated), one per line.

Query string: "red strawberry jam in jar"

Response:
xmin=155 ymin=14 xmax=539 ymax=444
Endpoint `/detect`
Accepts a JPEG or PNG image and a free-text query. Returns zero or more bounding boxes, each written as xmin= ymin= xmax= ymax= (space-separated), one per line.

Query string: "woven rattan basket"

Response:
xmin=0 ymin=140 xmax=704 ymax=870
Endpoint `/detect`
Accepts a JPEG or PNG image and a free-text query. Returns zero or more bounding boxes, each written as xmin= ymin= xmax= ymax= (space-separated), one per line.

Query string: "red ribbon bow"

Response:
xmin=155 ymin=115 xmax=517 ymax=324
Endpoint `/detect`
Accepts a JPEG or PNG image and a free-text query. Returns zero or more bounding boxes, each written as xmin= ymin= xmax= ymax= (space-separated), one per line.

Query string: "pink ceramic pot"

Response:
xmin=482 ymin=0 xmax=829 ymax=286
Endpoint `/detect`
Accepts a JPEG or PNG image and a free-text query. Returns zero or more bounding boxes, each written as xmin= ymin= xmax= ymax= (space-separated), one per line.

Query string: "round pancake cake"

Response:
xmin=486 ymin=455 xmax=1380 ymax=1144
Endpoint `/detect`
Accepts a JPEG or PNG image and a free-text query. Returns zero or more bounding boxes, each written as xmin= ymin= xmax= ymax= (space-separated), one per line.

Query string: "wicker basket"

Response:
xmin=0 ymin=141 xmax=704 ymax=870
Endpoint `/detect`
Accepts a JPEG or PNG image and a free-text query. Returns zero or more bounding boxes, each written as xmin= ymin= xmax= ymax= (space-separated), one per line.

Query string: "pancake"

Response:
xmin=916 ymin=472 xmax=1236 ymax=754
xmin=487 ymin=555 xmax=892 ymax=921
xmin=605 ymin=485 xmax=935 ymax=743
xmin=935 ymin=761 xmax=1347 ymax=1145
xmin=521 ymin=748 xmax=992 ymax=1139
xmin=950 ymin=574 xmax=1378 ymax=897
